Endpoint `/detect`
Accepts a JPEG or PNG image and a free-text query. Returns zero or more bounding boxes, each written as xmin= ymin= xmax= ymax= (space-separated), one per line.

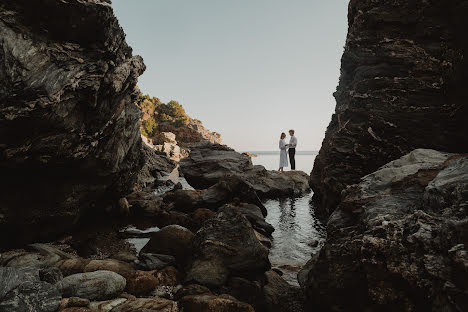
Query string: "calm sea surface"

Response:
xmin=247 ymin=151 xmax=325 ymax=285
xmin=129 ymin=152 xmax=324 ymax=286
xmin=248 ymin=151 xmax=318 ymax=174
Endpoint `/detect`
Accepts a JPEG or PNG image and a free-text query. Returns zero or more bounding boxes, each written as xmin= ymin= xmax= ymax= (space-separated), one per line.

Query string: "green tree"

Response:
xmin=141 ymin=117 xmax=157 ymax=137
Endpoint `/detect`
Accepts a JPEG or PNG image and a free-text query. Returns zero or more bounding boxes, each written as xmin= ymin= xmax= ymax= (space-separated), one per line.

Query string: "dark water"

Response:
xmin=128 ymin=163 xmax=325 ymax=286
xmin=264 ymin=192 xmax=325 ymax=285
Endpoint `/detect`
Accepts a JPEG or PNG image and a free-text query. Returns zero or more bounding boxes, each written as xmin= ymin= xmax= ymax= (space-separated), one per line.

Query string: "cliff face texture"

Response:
xmin=311 ymin=0 xmax=468 ymax=215
xmin=306 ymin=150 xmax=468 ymax=311
xmin=0 ymin=0 xmax=145 ymax=247
xmin=304 ymin=0 xmax=468 ymax=310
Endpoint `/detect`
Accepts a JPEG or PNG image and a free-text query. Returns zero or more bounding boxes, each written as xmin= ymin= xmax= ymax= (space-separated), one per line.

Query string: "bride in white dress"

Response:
xmin=278 ymin=132 xmax=288 ymax=172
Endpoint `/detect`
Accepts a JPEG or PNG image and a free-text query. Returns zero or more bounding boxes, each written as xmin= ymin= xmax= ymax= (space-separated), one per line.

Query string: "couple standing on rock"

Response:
xmin=278 ymin=129 xmax=297 ymax=172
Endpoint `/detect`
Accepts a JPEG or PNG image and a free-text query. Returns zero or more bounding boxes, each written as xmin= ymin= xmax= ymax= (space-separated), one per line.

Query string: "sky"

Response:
xmin=112 ymin=0 xmax=349 ymax=151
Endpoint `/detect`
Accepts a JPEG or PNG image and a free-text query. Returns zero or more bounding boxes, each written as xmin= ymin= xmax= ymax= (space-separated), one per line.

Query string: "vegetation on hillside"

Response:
xmin=135 ymin=91 xmax=190 ymax=138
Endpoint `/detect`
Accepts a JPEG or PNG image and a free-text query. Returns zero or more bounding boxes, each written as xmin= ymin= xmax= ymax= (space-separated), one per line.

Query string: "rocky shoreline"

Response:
xmin=0 ymin=144 xmax=312 ymax=312
xmin=304 ymin=0 xmax=468 ymax=310
xmin=2 ymin=0 xmax=468 ymax=311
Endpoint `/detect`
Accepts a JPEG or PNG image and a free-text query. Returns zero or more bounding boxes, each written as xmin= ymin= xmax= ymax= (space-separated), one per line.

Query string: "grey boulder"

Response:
xmin=62 ymin=270 xmax=126 ymax=301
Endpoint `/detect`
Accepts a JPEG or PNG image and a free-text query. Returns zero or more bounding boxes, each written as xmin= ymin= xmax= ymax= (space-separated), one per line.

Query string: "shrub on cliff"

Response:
xmin=160 ymin=100 xmax=189 ymax=125
xmin=141 ymin=117 xmax=157 ymax=137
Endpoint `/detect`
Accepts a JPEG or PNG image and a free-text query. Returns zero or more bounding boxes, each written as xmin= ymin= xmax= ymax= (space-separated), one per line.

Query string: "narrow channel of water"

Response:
xmin=126 ymin=167 xmax=325 ymax=287
xmin=264 ymin=192 xmax=326 ymax=286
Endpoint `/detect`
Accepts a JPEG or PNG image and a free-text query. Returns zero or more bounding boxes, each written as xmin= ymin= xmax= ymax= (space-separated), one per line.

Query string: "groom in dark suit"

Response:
xmin=288 ymin=129 xmax=297 ymax=170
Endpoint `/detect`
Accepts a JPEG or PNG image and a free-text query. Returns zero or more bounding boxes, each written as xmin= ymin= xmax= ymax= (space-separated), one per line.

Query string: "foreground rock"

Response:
xmin=164 ymin=175 xmax=265 ymax=213
xmin=141 ymin=225 xmax=195 ymax=262
xmin=179 ymin=294 xmax=254 ymax=312
xmin=310 ymin=0 xmax=468 ymax=215
xmin=136 ymin=144 xmax=176 ymax=188
xmin=62 ymin=270 xmax=126 ymax=301
xmin=180 ymin=143 xmax=253 ymax=189
xmin=180 ymin=143 xmax=310 ymax=197
xmin=186 ymin=205 xmax=270 ymax=287
xmin=110 ymin=298 xmax=178 ymax=312
xmin=0 ymin=0 xmax=146 ymax=247
xmin=263 ymin=271 xmax=304 ymax=312
xmin=0 ymin=267 xmax=61 ymax=312
xmin=305 ymin=150 xmax=468 ymax=311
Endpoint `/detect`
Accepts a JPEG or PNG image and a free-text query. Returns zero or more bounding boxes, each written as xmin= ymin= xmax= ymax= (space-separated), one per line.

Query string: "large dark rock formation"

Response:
xmin=180 ymin=143 xmax=310 ymax=198
xmin=0 ymin=0 xmax=145 ymax=247
xmin=304 ymin=149 xmax=468 ymax=311
xmin=311 ymin=0 xmax=468 ymax=215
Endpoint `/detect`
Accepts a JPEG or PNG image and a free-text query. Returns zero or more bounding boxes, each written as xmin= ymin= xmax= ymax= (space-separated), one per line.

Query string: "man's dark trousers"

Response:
xmin=289 ymin=148 xmax=296 ymax=170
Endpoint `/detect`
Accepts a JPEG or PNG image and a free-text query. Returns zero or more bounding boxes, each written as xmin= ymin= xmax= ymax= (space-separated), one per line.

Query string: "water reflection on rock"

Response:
xmin=264 ymin=192 xmax=325 ymax=286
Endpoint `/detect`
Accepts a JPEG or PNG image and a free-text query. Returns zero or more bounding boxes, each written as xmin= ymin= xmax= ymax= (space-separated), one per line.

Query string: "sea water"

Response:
xmin=248 ymin=151 xmax=326 ymax=285
xmin=249 ymin=151 xmax=318 ymax=173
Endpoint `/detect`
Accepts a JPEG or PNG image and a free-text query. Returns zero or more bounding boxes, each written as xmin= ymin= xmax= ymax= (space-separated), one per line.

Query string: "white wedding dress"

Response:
xmin=279 ymin=139 xmax=288 ymax=168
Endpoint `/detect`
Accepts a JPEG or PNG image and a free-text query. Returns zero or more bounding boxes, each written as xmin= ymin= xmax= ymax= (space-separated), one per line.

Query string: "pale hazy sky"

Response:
xmin=113 ymin=0 xmax=349 ymax=151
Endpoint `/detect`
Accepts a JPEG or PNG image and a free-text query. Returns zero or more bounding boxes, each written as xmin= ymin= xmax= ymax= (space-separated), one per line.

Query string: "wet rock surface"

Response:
xmin=180 ymin=143 xmax=310 ymax=198
xmin=186 ymin=205 xmax=271 ymax=287
xmin=180 ymin=143 xmax=253 ymax=189
xmin=311 ymin=0 xmax=468 ymax=215
xmin=305 ymin=150 xmax=468 ymax=311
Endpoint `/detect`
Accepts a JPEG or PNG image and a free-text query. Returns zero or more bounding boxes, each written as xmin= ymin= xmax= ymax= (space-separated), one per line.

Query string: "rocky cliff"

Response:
xmin=305 ymin=150 xmax=468 ymax=311
xmin=0 ymin=0 xmax=145 ymax=247
xmin=136 ymin=93 xmax=222 ymax=148
xmin=311 ymin=0 xmax=468 ymax=215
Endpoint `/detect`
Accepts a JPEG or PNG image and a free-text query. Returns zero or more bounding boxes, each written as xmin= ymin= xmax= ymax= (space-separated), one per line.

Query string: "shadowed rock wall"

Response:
xmin=311 ymin=0 xmax=468 ymax=215
xmin=0 ymin=0 xmax=145 ymax=247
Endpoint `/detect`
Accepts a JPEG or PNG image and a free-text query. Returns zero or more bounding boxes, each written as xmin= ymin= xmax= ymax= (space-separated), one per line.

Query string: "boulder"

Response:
xmin=109 ymin=298 xmax=178 ymax=312
xmin=136 ymin=253 xmax=176 ymax=271
xmin=189 ymin=208 xmax=215 ymax=232
xmin=84 ymin=259 xmax=134 ymax=280
xmin=125 ymin=270 xmax=159 ymax=296
xmin=56 ymin=258 xmax=91 ymax=276
xmin=263 ymin=271 xmax=304 ymax=312
xmin=0 ymin=0 xmax=146 ymax=247
xmin=163 ymin=175 xmax=266 ymax=215
xmin=174 ymin=284 xmax=212 ymax=300
xmin=154 ymin=266 xmax=181 ymax=286
xmin=62 ymin=270 xmax=126 ymax=301
xmin=155 ymin=132 xmax=177 ymax=145
xmin=88 ymin=298 xmax=128 ymax=312
xmin=60 ymin=308 xmax=91 ymax=312
xmin=237 ymin=204 xmax=274 ymax=237
xmin=305 ymin=150 xmax=468 ymax=311
xmin=135 ymin=144 xmax=176 ymax=189
xmin=222 ymin=277 xmax=263 ymax=311
xmin=180 ymin=144 xmax=253 ymax=189
xmin=39 ymin=266 xmax=64 ymax=284
xmin=180 ymin=143 xmax=310 ymax=198
xmin=178 ymin=294 xmax=254 ymax=312
xmin=242 ymin=166 xmax=310 ymax=198
xmin=141 ymin=225 xmax=194 ymax=262
xmin=186 ymin=205 xmax=270 ymax=287
xmin=0 ymin=267 xmax=61 ymax=312
xmin=67 ymin=297 xmax=90 ymax=308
